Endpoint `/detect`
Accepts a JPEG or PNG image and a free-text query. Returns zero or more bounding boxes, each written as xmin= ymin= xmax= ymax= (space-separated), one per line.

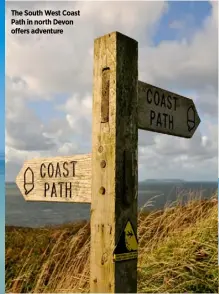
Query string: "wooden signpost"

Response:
xmin=15 ymin=31 xmax=201 ymax=293
xmin=138 ymin=81 xmax=201 ymax=138
xmin=16 ymin=154 xmax=91 ymax=203
xmin=90 ymin=32 xmax=138 ymax=293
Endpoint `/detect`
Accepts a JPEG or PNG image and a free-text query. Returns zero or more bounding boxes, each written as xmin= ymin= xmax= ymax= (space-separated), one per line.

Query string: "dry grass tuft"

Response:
xmin=6 ymin=192 xmax=218 ymax=293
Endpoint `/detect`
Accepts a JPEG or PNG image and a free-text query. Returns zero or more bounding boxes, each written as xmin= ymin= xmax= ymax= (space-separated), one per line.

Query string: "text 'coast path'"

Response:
xmin=16 ymin=154 xmax=91 ymax=203
xmin=138 ymin=81 xmax=201 ymax=138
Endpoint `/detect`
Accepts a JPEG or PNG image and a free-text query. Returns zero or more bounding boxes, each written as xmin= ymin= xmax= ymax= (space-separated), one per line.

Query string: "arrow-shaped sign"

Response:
xmin=16 ymin=153 xmax=91 ymax=203
xmin=138 ymin=81 xmax=201 ymax=138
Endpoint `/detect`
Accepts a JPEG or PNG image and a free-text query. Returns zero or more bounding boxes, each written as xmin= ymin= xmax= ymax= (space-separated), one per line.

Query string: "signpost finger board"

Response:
xmin=16 ymin=154 xmax=91 ymax=203
xmin=138 ymin=81 xmax=201 ymax=138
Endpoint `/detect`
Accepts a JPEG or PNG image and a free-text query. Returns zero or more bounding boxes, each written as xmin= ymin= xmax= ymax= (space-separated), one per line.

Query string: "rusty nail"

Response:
xmin=93 ymin=278 xmax=97 ymax=283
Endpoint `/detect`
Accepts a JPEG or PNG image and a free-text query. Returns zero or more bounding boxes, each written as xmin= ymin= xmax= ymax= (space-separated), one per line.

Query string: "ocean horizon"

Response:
xmin=6 ymin=180 xmax=217 ymax=228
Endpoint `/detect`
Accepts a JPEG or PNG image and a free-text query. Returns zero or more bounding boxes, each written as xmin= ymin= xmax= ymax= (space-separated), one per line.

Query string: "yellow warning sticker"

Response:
xmin=113 ymin=220 xmax=138 ymax=262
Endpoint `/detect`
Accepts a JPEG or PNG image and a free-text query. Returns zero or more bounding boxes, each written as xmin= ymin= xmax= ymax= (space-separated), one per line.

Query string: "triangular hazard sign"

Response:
xmin=113 ymin=220 xmax=138 ymax=262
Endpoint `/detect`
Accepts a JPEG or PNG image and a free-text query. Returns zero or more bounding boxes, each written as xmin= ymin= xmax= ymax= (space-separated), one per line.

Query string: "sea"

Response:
xmin=6 ymin=180 xmax=218 ymax=228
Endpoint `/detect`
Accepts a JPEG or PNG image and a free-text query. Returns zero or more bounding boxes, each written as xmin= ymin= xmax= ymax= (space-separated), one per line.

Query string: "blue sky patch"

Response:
xmin=28 ymin=94 xmax=69 ymax=124
xmin=153 ymin=1 xmax=212 ymax=46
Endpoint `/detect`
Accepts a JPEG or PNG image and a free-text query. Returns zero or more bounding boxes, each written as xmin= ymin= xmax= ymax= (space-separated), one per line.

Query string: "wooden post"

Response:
xmin=90 ymin=32 xmax=138 ymax=293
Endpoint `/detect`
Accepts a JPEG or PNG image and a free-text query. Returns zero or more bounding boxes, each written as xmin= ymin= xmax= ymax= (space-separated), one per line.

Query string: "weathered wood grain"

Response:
xmin=138 ymin=81 xmax=201 ymax=138
xmin=16 ymin=154 xmax=91 ymax=203
xmin=90 ymin=31 xmax=138 ymax=293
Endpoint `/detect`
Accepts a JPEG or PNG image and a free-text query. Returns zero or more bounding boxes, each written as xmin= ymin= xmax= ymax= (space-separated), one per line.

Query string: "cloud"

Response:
xmin=6 ymin=77 xmax=57 ymax=151
xmin=139 ymin=2 xmax=218 ymax=109
xmin=6 ymin=1 xmax=218 ymax=182
xmin=7 ymin=1 xmax=168 ymax=96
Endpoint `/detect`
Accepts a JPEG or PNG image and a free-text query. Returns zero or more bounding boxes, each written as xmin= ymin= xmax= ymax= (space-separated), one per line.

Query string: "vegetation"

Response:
xmin=6 ymin=193 xmax=218 ymax=293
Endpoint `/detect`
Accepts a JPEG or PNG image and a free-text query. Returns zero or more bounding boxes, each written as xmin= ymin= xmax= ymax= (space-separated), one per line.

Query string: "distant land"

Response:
xmin=144 ymin=179 xmax=218 ymax=183
xmin=6 ymin=179 xmax=218 ymax=185
xmin=6 ymin=180 xmax=185 ymax=184
xmin=6 ymin=180 xmax=186 ymax=184
xmin=144 ymin=179 xmax=186 ymax=183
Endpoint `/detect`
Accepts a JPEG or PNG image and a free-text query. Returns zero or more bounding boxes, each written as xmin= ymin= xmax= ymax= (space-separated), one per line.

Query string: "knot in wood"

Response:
xmin=98 ymin=146 xmax=103 ymax=153
xmin=99 ymin=186 xmax=106 ymax=195
xmin=100 ymin=160 xmax=106 ymax=168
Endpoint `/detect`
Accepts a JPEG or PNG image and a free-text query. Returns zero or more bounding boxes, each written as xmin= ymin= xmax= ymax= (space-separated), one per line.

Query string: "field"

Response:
xmin=6 ymin=194 xmax=218 ymax=293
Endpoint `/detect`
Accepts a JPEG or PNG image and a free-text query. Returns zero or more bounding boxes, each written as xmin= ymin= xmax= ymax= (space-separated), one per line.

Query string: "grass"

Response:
xmin=6 ymin=192 xmax=218 ymax=293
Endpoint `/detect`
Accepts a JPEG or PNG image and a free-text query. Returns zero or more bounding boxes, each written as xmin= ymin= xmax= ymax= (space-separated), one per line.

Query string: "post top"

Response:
xmin=94 ymin=31 xmax=138 ymax=44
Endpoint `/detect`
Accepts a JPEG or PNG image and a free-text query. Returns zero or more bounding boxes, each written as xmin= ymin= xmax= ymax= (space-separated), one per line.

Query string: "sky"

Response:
xmin=6 ymin=0 xmax=218 ymax=182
